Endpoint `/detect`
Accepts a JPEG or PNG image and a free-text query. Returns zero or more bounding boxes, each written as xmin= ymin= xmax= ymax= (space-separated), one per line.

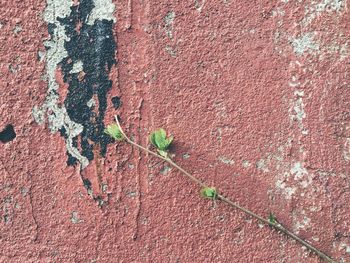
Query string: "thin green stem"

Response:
xmin=113 ymin=116 xmax=337 ymax=263
xmin=217 ymin=195 xmax=337 ymax=263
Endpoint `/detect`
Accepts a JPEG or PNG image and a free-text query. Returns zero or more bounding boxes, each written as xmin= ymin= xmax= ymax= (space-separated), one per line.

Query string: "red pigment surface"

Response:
xmin=1 ymin=1 xmax=349 ymax=262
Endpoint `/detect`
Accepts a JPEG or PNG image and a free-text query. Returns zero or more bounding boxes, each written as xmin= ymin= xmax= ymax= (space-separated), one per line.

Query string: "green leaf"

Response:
xmin=104 ymin=124 xmax=124 ymax=141
xmin=150 ymin=128 xmax=173 ymax=151
xmin=200 ymin=187 xmax=217 ymax=200
xmin=268 ymin=212 xmax=277 ymax=225
xmin=149 ymin=132 xmax=157 ymax=148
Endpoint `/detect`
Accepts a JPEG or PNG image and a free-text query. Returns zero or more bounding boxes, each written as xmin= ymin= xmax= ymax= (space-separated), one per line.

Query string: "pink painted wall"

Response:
xmin=1 ymin=0 xmax=349 ymax=262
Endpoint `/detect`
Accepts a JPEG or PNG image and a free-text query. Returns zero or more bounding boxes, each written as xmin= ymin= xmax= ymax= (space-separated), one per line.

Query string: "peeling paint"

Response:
xmin=87 ymin=0 xmax=116 ymax=25
xmin=33 ymin=0 xmax=116 ymax=169
xmin=33 ymin=0 xmax=90 ymax=169
xmin=70 ymin=60 xmax=83 ymax=74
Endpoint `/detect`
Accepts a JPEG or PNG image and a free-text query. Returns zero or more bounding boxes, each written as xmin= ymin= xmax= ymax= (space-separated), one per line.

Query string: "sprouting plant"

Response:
xmin=104 ymin=123 xmax=124 ymax=141
xmin=200 ymin=187 xmax=218 ymax=200
xmin=268 ymin=212 xmax=278 ymax=225
xmin=149 ymin=128 xmax=173 ymax=157
xmin=105 ymin=116 xmax=337 ymax=263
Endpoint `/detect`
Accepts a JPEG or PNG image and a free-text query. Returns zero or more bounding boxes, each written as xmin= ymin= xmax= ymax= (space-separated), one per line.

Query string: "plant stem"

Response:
xmin=114 ymin=116 xmax=337 ymax=263
xmin=217 ymin=195 xmax=337 ymax=263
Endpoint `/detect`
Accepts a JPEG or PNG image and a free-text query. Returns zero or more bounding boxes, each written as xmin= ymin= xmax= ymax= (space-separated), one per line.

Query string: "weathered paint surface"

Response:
xmin=1 ymin=0 xmax=350 ymax=262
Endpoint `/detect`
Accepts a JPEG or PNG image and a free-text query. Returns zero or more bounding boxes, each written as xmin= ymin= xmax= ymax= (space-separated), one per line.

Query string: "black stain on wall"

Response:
xmin=111 ymin=96 xmax=121 ymax=109
xmin=52 ymin=0 xmax=116 ymax=166
xmin=0 ymin=125 xmax=16 ymax=143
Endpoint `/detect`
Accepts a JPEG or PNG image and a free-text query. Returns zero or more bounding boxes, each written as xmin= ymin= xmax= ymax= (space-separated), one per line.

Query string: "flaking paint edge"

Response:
xmin=33 ymin=0 xmax=116 ymax=169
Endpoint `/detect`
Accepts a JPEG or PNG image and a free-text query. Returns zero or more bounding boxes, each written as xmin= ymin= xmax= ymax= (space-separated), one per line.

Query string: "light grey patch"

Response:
xmin=9 ymin=63 xmax=21 ymax=73
xmin=32 ymin=106 xmax=46 ymax=125
xmin=218 ymin=156 xmax=234 ymax=165
xmin=312 ymin=236 xmax=320 ymax=242
xmin=70 ymin=60 xmax=83 ymax=74
xmin=13 ymin=24 xmax=22 ymax=34
xmin=272 ymin=8 xmax=285 ymax=17
xmin=291 ymin=33 xmax=320 ymax=56
xmin=275 ymin=178 xmax=296 ymax=199
xmin=87 ymin=98 xmax=96 ymax=108
xmin=102 ymin=183 xmax=108 ymax=193
xmin=195 ymin=0 xmax=206 ymax=12
xmin=292 ymin=96 xmax=305 ymax=122
xmin=128 ymin=163 xmax=135 ymax=169
xmin=242 ymin=160 xmax=251 ymax=168
xmin=20 ymin=187 xmax=29 ymax=196
xmin=346 ymin=246 xmax=350 ymax=253
xmin=164 ymin=11 xmax=175 ymax=39
xmin=3 ymin=215 xmax=10 ymax=224
xmin=293 ymin=211 xmax=311 ymax=233
xmin=71 ymin=211 xmax=80 ymax=224
xmin=165 ymin=45 xmax=177 ymax=57
xmin=302 ymin=0 xmax=346 ymax=26
xmin=256 ymin=159 xmax=269 ymax=172
xmin=343 ymin=138 xmax=350 ymax=161
xmin=87 ymin=0 xmax=116 ymax=25
xmin=182 ymin=153 xmax=190 ymax=159
xmin=160 ymin=165 xmax=171 ymax=175
xmin=290 ymin=162 xmax=311 ymax=188
xmin=37 ymin=50 xmax=46 ymax=62
xmin=126 ymin=190 xmax=137 ymax=198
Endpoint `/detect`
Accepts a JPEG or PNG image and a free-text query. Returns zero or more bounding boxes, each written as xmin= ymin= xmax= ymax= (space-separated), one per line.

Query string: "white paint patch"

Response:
xmin=256 ymin=159 xmax=269 ymax=172
xmin=289 ymin=89 xmax=309 ymax=135
xmin=302 ymin=0 xmax=346 ymax=26
xmin=195 ymin=0 xmax=206 ymax=12
xmin=87 ymin=0 xmax=116 ymax=25
xmin=218 ymin=156 xmax=234 ymax=165
xmin=294 ymin=211 xmax=311 ymax=234
xmin=71 ymin=211 xmax=80 ymax=224
xmin=87 ymin=98 xmax=96 ymax=108
xmin=164 ymin=11 xmax=175 ymax=39
xmin=70 ymin=60 xmax=83 ymax=74
xmin=291 ymin=91 xmax=305 ymax=122
xmin=275 ymin=178 xmax=296 ymax=199
xmin=272 ymin=8 xmax=285 ymax=17
xmin=165 ymin=45 xmax=177 ymax=57
xmin=291 ymin=32 xmax=320 ymax=56
xmin=291 ymin=162 xmax=311 ymax=188
xmin=242 ymin=160 xmax=251 ymax=168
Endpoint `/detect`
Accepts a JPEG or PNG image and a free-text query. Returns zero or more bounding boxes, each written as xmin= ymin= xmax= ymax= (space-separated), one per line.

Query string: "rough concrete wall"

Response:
xmin=1 ymin=0 xmax=349 ymax=262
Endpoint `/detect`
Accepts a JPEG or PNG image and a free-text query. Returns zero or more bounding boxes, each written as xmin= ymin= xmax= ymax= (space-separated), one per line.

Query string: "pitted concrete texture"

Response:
xmin=1 ymin=0 xmax=349 ymax=262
